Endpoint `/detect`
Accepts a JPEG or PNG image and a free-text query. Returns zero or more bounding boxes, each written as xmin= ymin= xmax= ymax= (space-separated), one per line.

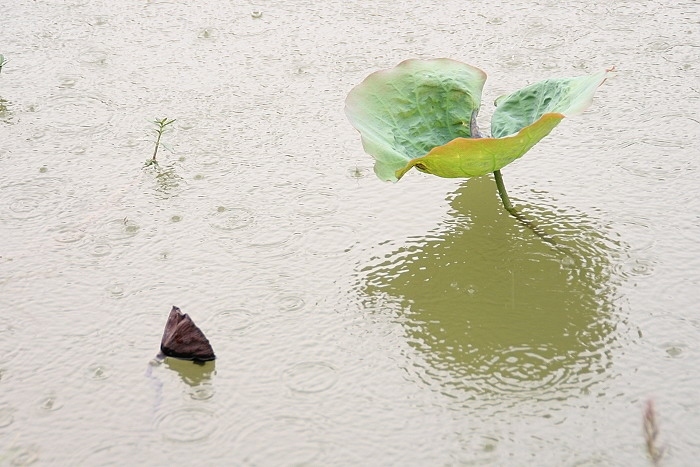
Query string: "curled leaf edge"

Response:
xmin=395 ymin=112 xmax=566 ymax=180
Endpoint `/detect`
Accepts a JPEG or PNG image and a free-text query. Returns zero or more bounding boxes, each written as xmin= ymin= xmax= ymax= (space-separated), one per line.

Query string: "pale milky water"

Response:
xmin=1 ymin=0 xmax=699 ymax=465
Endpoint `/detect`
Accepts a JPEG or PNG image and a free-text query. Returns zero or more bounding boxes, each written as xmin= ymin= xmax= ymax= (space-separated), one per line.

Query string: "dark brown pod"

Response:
xmin=160 ymin=306 xmax=216 ymax=363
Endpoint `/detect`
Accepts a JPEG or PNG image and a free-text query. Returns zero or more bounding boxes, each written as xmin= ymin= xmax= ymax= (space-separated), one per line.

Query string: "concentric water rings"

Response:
xmin=302 ymin=223 xmax=358 ymax=257
xmin=1 ymin=178 xmax=67 ymax=224
xmin=77 ymin=49 xmax=109 ymax=67
xmin=86 ymin=363 xmax=111 ymax=381
xmin=37 ymin=394 xmax=63 ymax=413
xmin=639 ymin=115 xmax=696 ymax=151
xmin=51 ymin=224 xmax=87 ymax=244
xmin=96 ymin=218 xmax=141 ymax=243
xmin=260 ymin=286 xmax=309 ymax=315
xmin=197 ymin=27 xmax=220 ymax=41
xmin=619 ymin=154 xmax=693 ymax=181
xmin=207 ymin=205 xmax=300 ymax=258
xmin=452 ymin=433 xmax=500 ymax=465
xmin=664 ymin=343 xmax=686 ymax=358
xmin=86 ymin=237 xmax=113 ymax=258
xmin=645 ymin=40 xmax=672 ymax=53
xmin=246 ymin=222 xmax=298 ymax=249
xmin=208 ymin=206 xmax=255 ymax=232
xmin=8 ymin=197 xmax=42 ymax=220
xmin=420 ymin=341 xmax=610 ymax=401
xmin=75 ymin=442 xmax=141 ymax=466
xmin=188 ymin=384 xmax=215 ymax=401
xmin=33 ymin=93 xmax=114 ymax=138
xmin=5 ymin=444 xmax=40 ymax=466
xmin=611 ymin=216 xmax=656 ymax=252
xmin=294 ymin=189 xmax=340 ymax=218
xmin=499 ymin=52 xmax=528 ymax=70
xmin=109 ymin=300 xmax=177 ymax=349
xmin=518 ymin=19 xmax=567 ymax=51
xmin=611 ymin=256 xmax=656 ymax=280
xmin=204 ymin=308 xmax=258 ymax=336
xmin=155 ymin=407 xmax=218 ymax=442
xmin=193 ymin=152 xmax=221 ymax=169
xmin=104 ymin=281 xmax=126 ymax=299
xmin=345 ymin=166 xmax=372 ymax=180
xmin=175 ymin=119 xmax=195 ymax=131
xmin=277 ymin=294 xmax=307 ymax=313
xmin=485 ymin=16 xmax=506 ymax=25
xmin=232 ymin=416 xmax=324 ymax=465
xmin=606 ymin=217 xmax=657 ymax=281
xmin=281 ymin=361 xmax=338 ymax=394
xmin=484 ymin=345 xmax=572 ymax=395
xmin=289 ymin=59 xmax=321 ymax=79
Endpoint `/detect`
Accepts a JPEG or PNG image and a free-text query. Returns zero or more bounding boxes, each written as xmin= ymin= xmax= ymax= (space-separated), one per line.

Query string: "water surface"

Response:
xmin=1 ymin=0 xmax=699 ymax=465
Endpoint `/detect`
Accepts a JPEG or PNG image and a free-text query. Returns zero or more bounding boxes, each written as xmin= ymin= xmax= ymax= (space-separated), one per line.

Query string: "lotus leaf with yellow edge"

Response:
xmin=345 ymin=58 xmax=612 ymax=182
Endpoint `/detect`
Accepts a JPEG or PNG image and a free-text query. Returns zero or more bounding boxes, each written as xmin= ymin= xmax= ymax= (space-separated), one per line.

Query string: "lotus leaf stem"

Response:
xmin=492 ymin=169 xmax=555 ymax=246
xmin=493 ymin=170 xmax=513 ymax=212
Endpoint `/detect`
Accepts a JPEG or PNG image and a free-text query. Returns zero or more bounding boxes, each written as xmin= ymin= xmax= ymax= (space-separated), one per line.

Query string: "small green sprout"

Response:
xmin=145 ymin=117 xmax=176 ymax=167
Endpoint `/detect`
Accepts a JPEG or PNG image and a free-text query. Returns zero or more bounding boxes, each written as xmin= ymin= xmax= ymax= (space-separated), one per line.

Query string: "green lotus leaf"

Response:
xmin=345 ymin=58 xmax=487 ymax=182
xmin=491 ymin=69 xmax=612 ymax=138
xmin=396 ymin=113 xmax=564 ymax=179
xmin=346 ymin=59 xmax=612 ymax=182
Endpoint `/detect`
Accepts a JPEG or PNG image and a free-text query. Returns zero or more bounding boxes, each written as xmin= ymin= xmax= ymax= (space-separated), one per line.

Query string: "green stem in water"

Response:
xmin=493 ymin=169 xmax=555 ymax=246
xmin=493 ymin=169 xmax=513 ymax=213
xmin=152 ymin=128 xmax=163 ymax=162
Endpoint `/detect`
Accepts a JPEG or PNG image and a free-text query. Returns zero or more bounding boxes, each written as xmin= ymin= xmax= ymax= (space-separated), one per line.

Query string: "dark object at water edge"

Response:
xmin=159 ymin=306 xmax=216 ymax=364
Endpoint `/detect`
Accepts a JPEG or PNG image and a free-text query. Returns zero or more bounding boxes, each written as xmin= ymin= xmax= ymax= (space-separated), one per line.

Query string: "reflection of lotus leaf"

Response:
xmin=360 ymin=178 xmax=621 ymax=401
xmin=164 ymin=358 xmax=216 ymax=387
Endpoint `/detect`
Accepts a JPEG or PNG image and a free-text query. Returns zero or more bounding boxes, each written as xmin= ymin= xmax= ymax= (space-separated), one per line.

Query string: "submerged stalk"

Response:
xmin=493 ymin=170 xmax=514 ymax=212
xmin=492 ymin=169 xmax=555 ymax=246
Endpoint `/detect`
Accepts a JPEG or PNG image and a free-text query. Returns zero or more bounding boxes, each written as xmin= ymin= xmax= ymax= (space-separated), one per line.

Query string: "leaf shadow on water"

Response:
xmin=163 ymin=358 xmax=216 ymax=388
xmin=146 ymin=358 xmax=217 ymax=414
xmin=359 ymin=176 xmax=628 ymax=405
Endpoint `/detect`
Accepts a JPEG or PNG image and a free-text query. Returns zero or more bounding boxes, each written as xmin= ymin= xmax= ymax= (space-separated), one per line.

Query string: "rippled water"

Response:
xmin=1 ymin=0 xmax=699 ymax=465
xmin=361 ymin=177 xmax=624 ymax=404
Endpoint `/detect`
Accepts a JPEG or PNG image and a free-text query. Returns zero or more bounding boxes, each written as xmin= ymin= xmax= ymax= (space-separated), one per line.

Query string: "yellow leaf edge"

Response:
xmin=395 ymin=112 xmax=565 ymax=180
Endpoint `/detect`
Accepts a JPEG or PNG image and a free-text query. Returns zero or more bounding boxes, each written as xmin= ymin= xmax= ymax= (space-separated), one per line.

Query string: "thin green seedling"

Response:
xmin=145 ymin=117 xmax=176 ymax=167
xmin=0 ymin=54 xmax=7 ymax=73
